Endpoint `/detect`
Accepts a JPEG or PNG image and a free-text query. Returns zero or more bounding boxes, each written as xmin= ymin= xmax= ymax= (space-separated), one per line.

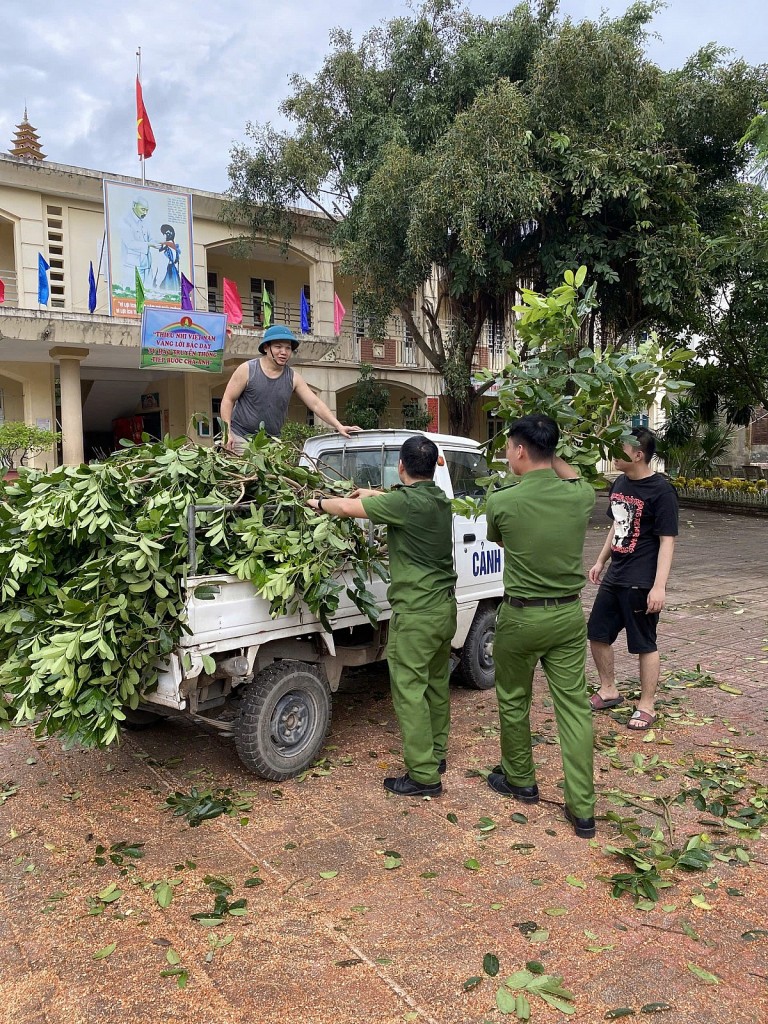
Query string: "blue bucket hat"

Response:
xmin=259 ymin=324 xmax=299 ymax=354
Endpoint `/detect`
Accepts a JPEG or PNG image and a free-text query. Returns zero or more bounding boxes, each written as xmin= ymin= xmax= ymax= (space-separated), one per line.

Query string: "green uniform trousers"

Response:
xmin=493 ymin=600 xmax=595 ymax=818
xmin=387 ymin=596 xmax=457 ymax=785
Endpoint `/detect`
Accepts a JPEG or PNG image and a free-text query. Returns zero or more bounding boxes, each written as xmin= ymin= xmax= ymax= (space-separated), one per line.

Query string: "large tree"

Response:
xmin=227 ymin=0 xmax=768 ymax=433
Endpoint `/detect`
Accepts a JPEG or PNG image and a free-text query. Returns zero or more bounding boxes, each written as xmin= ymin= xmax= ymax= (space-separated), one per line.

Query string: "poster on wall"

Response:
xmin=103 ymin=180 xmax=194 ymax=317
xmin=139 ymin=308 xmax=227 ymax=373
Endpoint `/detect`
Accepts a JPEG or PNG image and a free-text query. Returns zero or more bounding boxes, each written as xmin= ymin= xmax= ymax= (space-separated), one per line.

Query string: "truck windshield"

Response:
xmin=315 ymin=447 xmax=402 ymax=489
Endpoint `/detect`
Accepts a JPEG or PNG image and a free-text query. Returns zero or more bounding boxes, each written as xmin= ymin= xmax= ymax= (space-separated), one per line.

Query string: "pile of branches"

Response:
xmin=0 ymin=432 xmax=383 ymax=748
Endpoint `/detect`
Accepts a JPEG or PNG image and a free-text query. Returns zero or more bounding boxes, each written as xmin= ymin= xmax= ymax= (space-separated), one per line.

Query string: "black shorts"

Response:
xmin=587 ymin=583 xmax=659 ymax=655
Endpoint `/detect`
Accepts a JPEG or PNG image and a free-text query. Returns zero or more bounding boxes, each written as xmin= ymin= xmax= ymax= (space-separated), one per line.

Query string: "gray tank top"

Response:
xmin=230 ymin=359 xmax=295 ymax=438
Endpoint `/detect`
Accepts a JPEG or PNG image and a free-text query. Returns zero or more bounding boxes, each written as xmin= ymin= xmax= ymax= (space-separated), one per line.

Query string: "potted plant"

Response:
xmin=0 ymin=421 xmax=60 ymax=479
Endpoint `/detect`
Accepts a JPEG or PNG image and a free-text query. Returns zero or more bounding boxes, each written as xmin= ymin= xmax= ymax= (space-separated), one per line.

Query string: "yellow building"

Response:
xmin=0 ymin=117 xmax=501 ymax=468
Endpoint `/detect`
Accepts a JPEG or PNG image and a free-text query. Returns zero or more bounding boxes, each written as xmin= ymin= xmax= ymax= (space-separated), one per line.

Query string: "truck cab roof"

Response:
xmin=301 ymin=429 xmax=483 ymax=460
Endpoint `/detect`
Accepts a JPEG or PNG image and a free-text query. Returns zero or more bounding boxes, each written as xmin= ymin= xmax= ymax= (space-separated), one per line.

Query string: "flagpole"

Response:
xmin=136 ymin=47 xmax=145 ymax=185
xmin=96 ymin=231 xmax=106 ymax=280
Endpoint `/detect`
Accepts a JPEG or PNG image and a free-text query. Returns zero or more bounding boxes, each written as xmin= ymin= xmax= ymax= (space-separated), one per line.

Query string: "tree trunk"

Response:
xmin=446 ymin=392 xmax=477 ymax=437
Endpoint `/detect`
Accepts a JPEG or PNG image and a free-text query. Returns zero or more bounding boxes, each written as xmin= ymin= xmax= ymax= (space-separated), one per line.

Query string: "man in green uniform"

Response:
xmin=307 ymin=435 xmax=457 ymax=797
xmin=485 ymin=414 xmax=597 ymax=838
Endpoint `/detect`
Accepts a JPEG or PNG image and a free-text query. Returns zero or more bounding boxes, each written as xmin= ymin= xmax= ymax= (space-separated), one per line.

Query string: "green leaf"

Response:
xmin=483 ymin=953 xmax=500 ymax=977
xmin=686 ymin=963 xmax=720 ymax=984
xmin=640 ymin=1004 xmax=673 ymax=1014
xmin=201 ymin=654 xmax=216 ymax=674
xmin=605 ymin=1010 xmax=636 ymax=1020
xmin=539 ymin=991 xmax=576 ymax=1014
xmin=166 ymin=948 xmax=180 ymax=966
xmin=690 ymin=894 xmax=713 ymax=911
xmin=510 ymin=812 xmax=528 ymax=824
xmin=464 ymin=858 xmax=481 ymax=871
xmin=319 ymin=870 xmax=338 ymax=879
xmin=462 ymin=976 xmax=483 ymax=992
xmin=505 ymin=970 xmax=535 ymax=989
xmin=566 ymin=875 xmax=586 ymax=889
xmin=154 ymin=881 xmax=174 ymax=908
xmin=527 ymin=929 xmax=549 ymax=943
xmin=496 ymin=986 xmax=517 ymax=1014
xmin=97 ymin=884 xmax=122 ymax=903
xmin=92 ymin=942 xmax=116 ymax=960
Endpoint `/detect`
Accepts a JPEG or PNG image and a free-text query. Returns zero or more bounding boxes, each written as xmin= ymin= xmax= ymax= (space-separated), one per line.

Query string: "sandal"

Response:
xmin=589 ymin=693 xmax=624 ymax=711
xmin=627 ymin=709 xmax=657 ymax=731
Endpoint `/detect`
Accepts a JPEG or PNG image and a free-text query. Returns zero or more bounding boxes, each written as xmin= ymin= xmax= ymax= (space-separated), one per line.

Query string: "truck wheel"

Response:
xmin=122 ymin=707 xmax=165 ymax=730
xmin=460 ymin=604 xmax=497 ymax=690
xmin=234 ymin=662 xmax=332 ymax=780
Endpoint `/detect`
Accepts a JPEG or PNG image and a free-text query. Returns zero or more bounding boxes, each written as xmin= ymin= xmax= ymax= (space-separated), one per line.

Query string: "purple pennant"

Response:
xmin=181 ymin=273 xmax=194 ymax=311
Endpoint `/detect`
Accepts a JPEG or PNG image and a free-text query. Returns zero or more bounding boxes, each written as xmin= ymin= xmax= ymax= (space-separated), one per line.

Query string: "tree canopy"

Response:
xmin=227 ymin=0 xmax=768 ymax=432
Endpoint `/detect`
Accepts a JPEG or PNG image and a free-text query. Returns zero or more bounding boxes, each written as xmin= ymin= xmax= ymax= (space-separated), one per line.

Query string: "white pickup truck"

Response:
xmin=133 ymin=430 xmax=504 ymax=779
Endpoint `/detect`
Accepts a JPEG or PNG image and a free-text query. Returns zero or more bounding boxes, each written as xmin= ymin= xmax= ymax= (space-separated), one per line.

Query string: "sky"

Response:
xmin=1 ymin=0 xmax=767 ymax=196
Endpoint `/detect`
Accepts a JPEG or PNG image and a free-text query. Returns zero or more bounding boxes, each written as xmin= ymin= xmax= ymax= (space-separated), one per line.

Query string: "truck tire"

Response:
xmin=234 ymin=662 xmax=332 ymax=780
xmin=459 ymin=603 xmax=497 ymax=691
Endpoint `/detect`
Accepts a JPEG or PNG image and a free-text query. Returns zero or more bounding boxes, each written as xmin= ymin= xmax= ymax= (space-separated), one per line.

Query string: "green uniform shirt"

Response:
xmin=362 ymin=481 xmax=457 ymax=612
xmin=486 ymin=469 xmax=595 ymax=598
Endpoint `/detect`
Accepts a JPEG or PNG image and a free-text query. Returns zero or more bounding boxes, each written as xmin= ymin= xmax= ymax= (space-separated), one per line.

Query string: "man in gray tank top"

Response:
xmin=220 ymin=325 xmax=359 ymax=452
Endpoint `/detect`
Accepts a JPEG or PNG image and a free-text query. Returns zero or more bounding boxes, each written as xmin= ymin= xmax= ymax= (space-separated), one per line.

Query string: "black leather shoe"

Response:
xmin=383 ymin=773 xmax=442 ymax=797
xmin=564 ymin=805 xmax=596 ymax=839
xmin=487 ymin=771 xmax=540 ymax=803
xmin=438 ymin=758 xmax=447 ymax=775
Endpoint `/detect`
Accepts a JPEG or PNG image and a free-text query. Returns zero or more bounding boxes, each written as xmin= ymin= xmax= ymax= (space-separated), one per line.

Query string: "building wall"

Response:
xmin=0 ymin=154 xmax=459 ymax=470
xmin=0 ymin=372 xmax=24 ymax=421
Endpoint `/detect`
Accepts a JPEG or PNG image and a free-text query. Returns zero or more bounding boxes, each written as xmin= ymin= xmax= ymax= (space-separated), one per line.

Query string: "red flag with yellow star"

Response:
xmin=136 ymin=76 xmax=156 ymax=159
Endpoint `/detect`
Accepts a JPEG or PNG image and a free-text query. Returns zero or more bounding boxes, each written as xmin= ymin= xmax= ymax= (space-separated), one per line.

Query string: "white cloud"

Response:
xmin=1 ymin=0 xmax=766 ymax=193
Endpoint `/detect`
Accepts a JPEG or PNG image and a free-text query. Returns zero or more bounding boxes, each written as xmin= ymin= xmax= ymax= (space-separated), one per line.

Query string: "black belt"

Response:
xmin=503 ymin=594 xmax=579 ymax=608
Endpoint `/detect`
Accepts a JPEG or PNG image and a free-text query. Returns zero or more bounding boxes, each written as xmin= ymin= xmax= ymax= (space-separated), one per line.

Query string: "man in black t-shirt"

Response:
xmin=587 ymin=428 xmax=678 ymax=731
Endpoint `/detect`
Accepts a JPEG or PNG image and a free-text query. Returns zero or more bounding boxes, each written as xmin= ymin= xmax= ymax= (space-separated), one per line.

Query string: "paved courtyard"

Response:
xmin=1 ymin=504 xmax=767 ymax=1024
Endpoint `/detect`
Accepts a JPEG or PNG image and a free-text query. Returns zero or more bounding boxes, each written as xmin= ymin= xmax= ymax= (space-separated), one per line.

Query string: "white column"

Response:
xmin=49 ymin=346 xmax=89 ymax=466
xmin=309 ymin=258 xmax=335 ymax=338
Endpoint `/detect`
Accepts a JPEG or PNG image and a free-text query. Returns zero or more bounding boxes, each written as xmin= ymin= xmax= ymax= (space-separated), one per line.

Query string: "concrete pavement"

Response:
xmin=1 ymin=504 xmax=766 ymax=1024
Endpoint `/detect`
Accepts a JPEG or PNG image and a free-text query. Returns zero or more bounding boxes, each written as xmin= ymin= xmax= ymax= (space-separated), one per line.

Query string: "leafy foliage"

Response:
xmin=0 ymin=432 xmax=384 ymax=748
xmin=163 ymin=788 xmax=253 ymax=828
xmin=477 ymin=268 xmax=694 ymax=482
xmin=0 ymin=421 xmax=60 ymax=470
xmin=227 ymin=0 xmax=768 ymax=432
xmin=342 ymin=363 xmax=390 ymax=429
xmin=279 ymin=419 xmax=328 ymax=454
xmin=656 ymin=398 xmax=735 ymax=477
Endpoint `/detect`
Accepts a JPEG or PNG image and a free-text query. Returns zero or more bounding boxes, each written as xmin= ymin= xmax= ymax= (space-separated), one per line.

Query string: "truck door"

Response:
xmin=442 ymin=448 xmax=504 ymax=603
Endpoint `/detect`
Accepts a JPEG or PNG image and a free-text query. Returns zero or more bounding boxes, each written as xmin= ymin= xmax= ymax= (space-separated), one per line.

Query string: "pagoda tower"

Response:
xmin=8 ymin=108 xmax=46 ymax=161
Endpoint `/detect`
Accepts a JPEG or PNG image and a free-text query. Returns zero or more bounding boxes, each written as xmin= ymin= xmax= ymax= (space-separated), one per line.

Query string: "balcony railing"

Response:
xmin=207 ymin=296 xmax=308 ymax=332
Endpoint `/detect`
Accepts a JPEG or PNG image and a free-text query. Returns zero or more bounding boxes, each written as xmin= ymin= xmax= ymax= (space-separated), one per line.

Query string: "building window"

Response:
xmin=354 ymin=311 xmax=366 ymax=340
xmin=46 ymin=205 xmax=65 ymax=308
xmin=487 ymin=412 xmax=504 ymax=442
xmin=402 ymin=321 xmax=415 ymax=365
xmin=207 ymin=272 xmax=219 ymax=313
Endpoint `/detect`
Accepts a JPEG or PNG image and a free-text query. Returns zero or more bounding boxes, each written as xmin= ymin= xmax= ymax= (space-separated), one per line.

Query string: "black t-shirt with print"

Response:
xmin=603 ymin=473 xmax=679 ymax=588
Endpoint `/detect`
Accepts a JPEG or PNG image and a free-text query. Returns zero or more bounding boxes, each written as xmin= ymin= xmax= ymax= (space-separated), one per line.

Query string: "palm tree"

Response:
xmin=657 ymin=399 xmax=735 ymax=477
